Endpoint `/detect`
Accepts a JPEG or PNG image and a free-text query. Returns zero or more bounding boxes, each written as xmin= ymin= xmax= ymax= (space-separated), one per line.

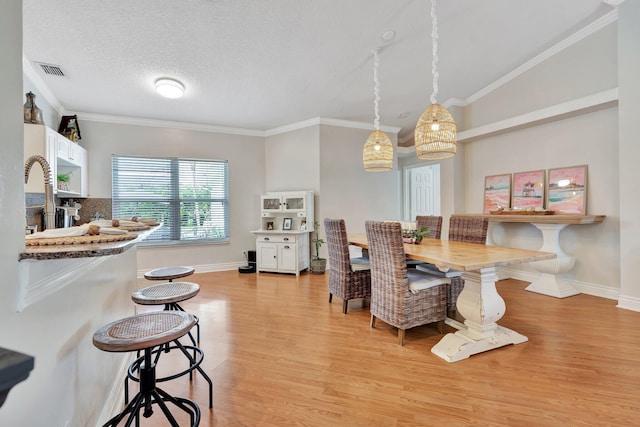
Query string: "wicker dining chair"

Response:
xmin=406 ymin=215 xmax=443 ymax=269
xmin=446 ymin=215 xmax=489 ymax=316
xmin=365 ymin=220 xmax=447 ymax=345
xmin=324 ymin=218 xmax=372 ymax=314
xmin=415 ymin=215 xmax=443 ymax=240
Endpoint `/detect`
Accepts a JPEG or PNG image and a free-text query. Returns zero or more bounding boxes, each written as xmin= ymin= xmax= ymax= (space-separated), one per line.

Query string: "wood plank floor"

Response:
xmin=128 ymin=271 xmax=640 ymax=426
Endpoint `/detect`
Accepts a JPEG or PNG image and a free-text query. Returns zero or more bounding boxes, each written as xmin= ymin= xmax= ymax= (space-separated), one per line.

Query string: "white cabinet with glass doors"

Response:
xmin=252 ymin=190 xmax=314 ymax=275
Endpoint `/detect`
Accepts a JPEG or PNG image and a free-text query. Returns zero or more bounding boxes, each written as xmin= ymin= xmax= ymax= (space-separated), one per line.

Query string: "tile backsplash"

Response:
xmin=25 ymin=195 xmax=112 ymax=229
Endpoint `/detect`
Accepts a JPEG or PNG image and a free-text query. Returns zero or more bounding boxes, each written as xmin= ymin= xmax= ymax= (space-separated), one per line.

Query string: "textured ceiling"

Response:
xmin=22 ymin=0 xmax=614 ymax=139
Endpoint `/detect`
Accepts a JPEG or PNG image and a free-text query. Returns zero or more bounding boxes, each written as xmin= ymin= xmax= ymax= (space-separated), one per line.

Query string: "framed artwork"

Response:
xmin=282 ymin=217 xmax=293 ymax=230
xmin=299 ymin=220 xmax=307 ymax=231
xmin=512 ymin=170 xmax=545 ymax=210
xmin=547 ymin=165 xmax=587 ymax=214
xmin=266 ymin=221 xmax=274 ymax=230
xmin=483 ymin=174 xmax=511 ymax=213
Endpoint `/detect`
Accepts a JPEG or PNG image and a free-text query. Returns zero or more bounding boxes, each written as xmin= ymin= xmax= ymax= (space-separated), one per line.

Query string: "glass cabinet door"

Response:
xmin=262 ymin=196 xmax=282 ymax=212
xmin=283 ymin=196 xmax=305 ymax=212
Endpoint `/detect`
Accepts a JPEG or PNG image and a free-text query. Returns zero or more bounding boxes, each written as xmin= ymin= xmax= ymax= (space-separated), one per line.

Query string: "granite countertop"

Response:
xmin=19 ymin=225 xmax=160 ymax=261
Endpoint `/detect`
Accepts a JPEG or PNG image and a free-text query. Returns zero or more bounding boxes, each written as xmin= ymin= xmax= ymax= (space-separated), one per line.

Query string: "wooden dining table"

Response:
xmin=348 ymin=233 xmax=556 ymax=362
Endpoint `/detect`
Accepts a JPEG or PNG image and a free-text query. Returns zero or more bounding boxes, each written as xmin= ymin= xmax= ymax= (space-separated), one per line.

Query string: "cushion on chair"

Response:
xmin=416 ymin=264 xmax=463 ymax=278
xmin=350 ymin=256 xmax=370 ymax=271
xmin=407 ymin=270 xmax=448 ymax=293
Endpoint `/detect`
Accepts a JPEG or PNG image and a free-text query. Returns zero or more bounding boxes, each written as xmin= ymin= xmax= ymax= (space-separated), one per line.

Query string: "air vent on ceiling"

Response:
xmin=35 ymin=62 xmax=65 ymax=77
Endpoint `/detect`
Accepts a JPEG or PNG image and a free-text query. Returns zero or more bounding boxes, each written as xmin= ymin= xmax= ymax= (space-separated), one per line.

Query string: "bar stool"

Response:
xmin=132 ymin=281 xmax=201 ymax=344
xmin=130 ymin=282 xmax=212 ymax=409
xmin=93 ymin=311 xmax=200 ymax=426
xmin=144 ymin=266 xmax=195 ymax=282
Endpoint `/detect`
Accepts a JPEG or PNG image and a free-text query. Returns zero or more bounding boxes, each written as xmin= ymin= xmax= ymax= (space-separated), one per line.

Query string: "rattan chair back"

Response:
xmin=365 ymin=220 xmax=446 ymax=342
xmin=415 ymin=216 xmax=442 ymax=240
xmin=448 ymin=215 xmax=488 ymax=244
xmin=324 ymin=218 xmax=371 ymax=313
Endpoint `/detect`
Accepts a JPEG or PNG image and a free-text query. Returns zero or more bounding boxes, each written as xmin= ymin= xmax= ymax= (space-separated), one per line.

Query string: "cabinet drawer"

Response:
xmin=256 ymin=235 xmax=297 ymax=243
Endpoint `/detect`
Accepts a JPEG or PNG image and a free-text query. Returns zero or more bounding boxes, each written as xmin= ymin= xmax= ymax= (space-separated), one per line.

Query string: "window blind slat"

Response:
xmin=112 ymin=155 xmax=229 ymax=243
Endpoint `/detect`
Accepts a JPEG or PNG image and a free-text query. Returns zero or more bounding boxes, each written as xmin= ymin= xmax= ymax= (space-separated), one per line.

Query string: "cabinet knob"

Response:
xmin=264 ymin=237 xmax=269 ymax=241
xmin=284 ymin=245 xmax=290 ymax=249
xmin=284 ymin=237 xmax=289 ymax=241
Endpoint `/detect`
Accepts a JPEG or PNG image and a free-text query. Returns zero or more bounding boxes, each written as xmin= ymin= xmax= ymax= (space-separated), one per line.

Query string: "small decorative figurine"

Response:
xmin=23 ymin=91 xmax=44 ymax=125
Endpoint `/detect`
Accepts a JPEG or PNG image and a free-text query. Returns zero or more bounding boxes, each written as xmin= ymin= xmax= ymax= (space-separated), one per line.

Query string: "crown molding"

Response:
xmin=448 ymin=9 xmax=619 ymax=108
xmin=457 ymin=88 xmax=618 ymax=142
xmin=265 ymin=117 xmax=401 ymax=137
xmin=75 ymin=112 xmax=266 ymax=137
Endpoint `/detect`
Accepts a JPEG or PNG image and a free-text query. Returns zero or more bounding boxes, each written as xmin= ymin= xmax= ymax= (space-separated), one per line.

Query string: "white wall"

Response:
xmin=464 ymin=108 xmax=619 ymax=289
xmin=318 ymin=124 xmax=400 ymax=235
xmin=79 ymin=120 xmax=266 ymax=272
xmin=460 ymin=23 xmax=620 ymax=296
xmin=2 ymin=4 xmax=137 ymax=425
xmin=264 ymin=123 xmax=401 ymax=259
xmin=265 ymin=125 xmax=320 ymax=193
xmin=0 ymin=0 xmax=30 ymax=417
xmin=464 ymin=22 xmax=618 ymax=129
xmin=617 ymin=0 xmax=640 ymax=308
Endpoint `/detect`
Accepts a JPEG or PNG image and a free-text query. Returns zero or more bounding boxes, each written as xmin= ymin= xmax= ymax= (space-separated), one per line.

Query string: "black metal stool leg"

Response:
xmin=174 ymin=340 xmax=214 ymax=409
xmin=107 ymin=347 xmax=200 ymax=427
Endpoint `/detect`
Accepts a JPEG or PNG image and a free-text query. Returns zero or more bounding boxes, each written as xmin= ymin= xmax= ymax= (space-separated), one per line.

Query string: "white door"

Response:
xmin=408 ymin=164 xmax=440 ymax=220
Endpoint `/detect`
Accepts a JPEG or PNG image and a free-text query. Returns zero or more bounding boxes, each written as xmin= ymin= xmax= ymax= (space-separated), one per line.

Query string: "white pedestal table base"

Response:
xmin=432 ymin=267 xmax=528 ymax=362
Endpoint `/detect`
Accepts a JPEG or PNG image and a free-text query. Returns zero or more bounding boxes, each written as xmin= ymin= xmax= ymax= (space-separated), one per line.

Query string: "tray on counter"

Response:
xmin=490 ymin=210 xmax=555 ymax=215
xmin=25 ymin=233 xmax=137 ymax=246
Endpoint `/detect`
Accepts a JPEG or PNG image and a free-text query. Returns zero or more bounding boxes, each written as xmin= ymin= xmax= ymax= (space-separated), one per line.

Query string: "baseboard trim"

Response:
xmin=137 ymin=262 xmax=245 ymax=279
xmin=498 ymin=267 xmax=621 ymax=301
xmin=616 ymin=294 xmax=640 ymax=312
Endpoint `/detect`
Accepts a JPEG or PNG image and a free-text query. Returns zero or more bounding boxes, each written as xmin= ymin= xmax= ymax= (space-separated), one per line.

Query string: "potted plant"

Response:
xmin=310 ymin=220 xmax=326 ymax=274
xmin=402 ymin=226 xmax=430 ymax=244
xmin=56 ymin=172 xmax=71 ymax=191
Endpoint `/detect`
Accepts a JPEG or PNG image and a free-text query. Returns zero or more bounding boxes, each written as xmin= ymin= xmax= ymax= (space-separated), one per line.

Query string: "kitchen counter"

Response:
xmin=17 ymin=224 xmax=161 ymax=312
xmin=19 ymin=225 xmax=160 ymax=261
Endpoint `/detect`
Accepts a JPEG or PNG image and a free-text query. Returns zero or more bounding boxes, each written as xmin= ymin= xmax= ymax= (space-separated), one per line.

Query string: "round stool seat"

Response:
xmin=144 ymin=266 xmax=195 ymax=281
xmin=93 ymin=311 xmax=195 ymax=353
xmin=132 ymin=281 xmax=200 ymax=305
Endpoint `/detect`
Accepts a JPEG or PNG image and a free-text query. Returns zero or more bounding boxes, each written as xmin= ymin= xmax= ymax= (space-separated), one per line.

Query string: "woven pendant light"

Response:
xmin=363 ymin=48 xmax=393 ymax=172
xmin=415 ymin=0 xmax=457 ymax=160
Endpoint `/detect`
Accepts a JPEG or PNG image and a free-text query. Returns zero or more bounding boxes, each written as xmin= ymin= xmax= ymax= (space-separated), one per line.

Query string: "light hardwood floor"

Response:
xmin=128 ymin=271 xmax=640 ymax=426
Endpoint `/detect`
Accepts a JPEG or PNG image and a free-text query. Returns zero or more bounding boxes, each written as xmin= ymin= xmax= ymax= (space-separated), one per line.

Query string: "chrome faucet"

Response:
xmin=25 ymin=155 xmax=55 ymax=230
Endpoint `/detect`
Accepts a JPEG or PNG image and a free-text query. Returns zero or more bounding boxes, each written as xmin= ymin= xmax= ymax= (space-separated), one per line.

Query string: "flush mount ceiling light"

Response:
xmin=155 ymin=78 xmax=185 ymax=99
xmin=415 ymin=0 xmax=457 ymax=160
xmin=363 ymin=48 xmax=393 ymax=172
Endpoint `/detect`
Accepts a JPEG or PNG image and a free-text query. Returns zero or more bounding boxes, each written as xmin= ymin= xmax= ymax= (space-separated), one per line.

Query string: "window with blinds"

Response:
xmin=112 ymin=155 xmax=229 ymax=244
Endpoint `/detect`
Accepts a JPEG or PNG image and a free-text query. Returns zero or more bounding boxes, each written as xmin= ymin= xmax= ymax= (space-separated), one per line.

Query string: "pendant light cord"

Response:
xmin=372 ymin=48 xmax=381 ymax=131
xmin=430 ymin=0 xmax=439 ymax=105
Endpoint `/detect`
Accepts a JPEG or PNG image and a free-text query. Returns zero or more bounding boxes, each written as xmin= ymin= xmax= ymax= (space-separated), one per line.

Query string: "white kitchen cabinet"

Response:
xmin=254 ymin=232 xmax=309 ymax=276
xmin=24 ymin=124 xmax=88 ymax=198
xmin=260 ymin=191 xmax=314 ymax=231
xmin=253 ymin=190 xmax=313 ymax=275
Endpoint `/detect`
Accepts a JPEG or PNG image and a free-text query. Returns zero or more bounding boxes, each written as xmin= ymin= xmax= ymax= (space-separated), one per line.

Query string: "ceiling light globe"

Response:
xmin=155 ymin=78 xmax=185 ymax=99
